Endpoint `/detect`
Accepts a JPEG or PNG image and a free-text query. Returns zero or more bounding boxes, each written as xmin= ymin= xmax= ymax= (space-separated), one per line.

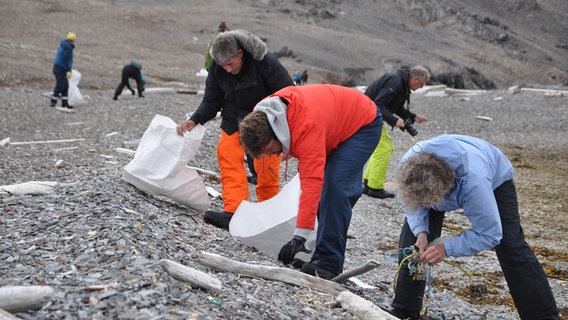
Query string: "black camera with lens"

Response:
xmin=401 ymin=119 xmax=418 ymax=137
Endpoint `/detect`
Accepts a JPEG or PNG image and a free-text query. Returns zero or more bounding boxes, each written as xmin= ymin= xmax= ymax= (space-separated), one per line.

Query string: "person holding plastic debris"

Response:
xmin=113 ymin=59 xmax=145 ymax=100
xmin=362 ymin=65 xmax=429 ymax=199
xmin=176 ymin=29 xmax=294 ymax=230
xmin=381 ymin=134 xmax=559 ymax=320
xmin=50 ymin=32 xmax=76 ymax=110
xmin=239 ymin=84 xmax=383 ymax=279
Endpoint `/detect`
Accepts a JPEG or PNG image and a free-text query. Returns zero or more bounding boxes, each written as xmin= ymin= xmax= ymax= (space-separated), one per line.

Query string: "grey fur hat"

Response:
xmin=211 ymin=29 xmax=267 ymax=65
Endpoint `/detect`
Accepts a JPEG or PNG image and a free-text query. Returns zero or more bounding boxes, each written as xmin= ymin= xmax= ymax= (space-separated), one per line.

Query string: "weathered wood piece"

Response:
xmin=336 ymin=290 xmax=399 ymax=320
xmin=0 ymin=286 xmax=54 ymax=313
xmin=159 ymin=259 xmax=222 ymax=291
xmin=191 ymin=251 xmax=345 ymax=295
xmin=0 ymin=181 xmax=59 ymax=196
xmin=8 ymin=138 xmax=85 ymax=146
xmin=332 ymin=260 xmax=380 ymax=283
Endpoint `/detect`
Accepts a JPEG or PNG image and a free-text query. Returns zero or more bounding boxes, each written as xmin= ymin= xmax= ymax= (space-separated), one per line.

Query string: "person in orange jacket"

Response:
xmin=239 ymin=84 xmax=383 ymax=279
xmin=176 ymin=29 xmax=294 ymax=230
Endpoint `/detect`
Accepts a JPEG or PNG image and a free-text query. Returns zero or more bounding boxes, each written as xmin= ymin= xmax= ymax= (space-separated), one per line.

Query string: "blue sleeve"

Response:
xmin=406 ymin=207 xmax=430 ymax=235
xmin=443 ymin=180 xmax=503 ymax=257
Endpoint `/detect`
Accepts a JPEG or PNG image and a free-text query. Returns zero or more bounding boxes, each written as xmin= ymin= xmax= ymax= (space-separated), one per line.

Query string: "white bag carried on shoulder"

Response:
xmin=229 ymin=174 xmax=316 ymax=260
xmin=122 ymin=114 xmax=210 ymax=212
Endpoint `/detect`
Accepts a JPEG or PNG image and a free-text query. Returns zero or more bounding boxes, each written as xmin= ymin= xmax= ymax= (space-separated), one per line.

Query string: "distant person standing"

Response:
xmin=300 ymin=69 xmax=308 ymax=85
xmin=113 ymin=59 xmax=145 ymax=100
xmin=204 ymin=21 xmax=229 ymax=71
xmin=50 ymin=32 xmax=76 ymax=110
xmin=362 ymin=66 xmax=429 ymax=199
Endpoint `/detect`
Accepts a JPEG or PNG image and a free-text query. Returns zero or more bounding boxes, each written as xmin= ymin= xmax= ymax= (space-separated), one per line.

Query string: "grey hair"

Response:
xmin=410 ymin=65 xmax=430 ymax=82
xmin=211 ymin=29 xmax=267 ymax=65
xmin=397 ymin=152 xmax=455 ymax=211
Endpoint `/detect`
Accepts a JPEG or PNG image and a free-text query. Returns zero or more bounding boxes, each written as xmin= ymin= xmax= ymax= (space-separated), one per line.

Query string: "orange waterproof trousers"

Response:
xmin=217 ymin=130 xmax=281 ymax=213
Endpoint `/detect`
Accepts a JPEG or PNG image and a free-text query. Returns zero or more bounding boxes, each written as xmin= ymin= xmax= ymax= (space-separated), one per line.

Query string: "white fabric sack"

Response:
xmin=68 ymin=69 xmax=86 ymax=106
xmin=122 ymin=114 xmax=210 ymax=212
xmin=229 ymin=174 xmax=316 ymax=260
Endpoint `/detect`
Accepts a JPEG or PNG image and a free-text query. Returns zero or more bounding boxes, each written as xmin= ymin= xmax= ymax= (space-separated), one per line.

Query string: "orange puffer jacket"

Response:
xmin=271 ymin=84 xmax=378 ymax=229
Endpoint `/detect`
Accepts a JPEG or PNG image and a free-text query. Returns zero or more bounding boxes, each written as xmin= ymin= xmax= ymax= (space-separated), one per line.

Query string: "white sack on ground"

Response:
xmin=122 ymin=114 xmax=210 ymax=212
xmin=230 ymin=174 xmax=317 ymax=260
xmin=68 ymin=69 xmax=87 ymax=106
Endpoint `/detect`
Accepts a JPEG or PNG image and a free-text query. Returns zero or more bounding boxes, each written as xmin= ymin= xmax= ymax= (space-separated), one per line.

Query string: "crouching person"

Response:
xmin=382 ymin=134 xmax=559 ymax=320
xmin=239 ymin=84 xmax=383 ymax=279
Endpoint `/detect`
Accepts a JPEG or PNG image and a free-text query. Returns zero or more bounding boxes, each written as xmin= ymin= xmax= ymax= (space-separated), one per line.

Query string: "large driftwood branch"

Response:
xmin=336 ymin=291 xmax=399 ymax=320
xmin=159 ymin=259 xmax=222 ymax=291
xmin=0 ymin=286 xmax=54 ymax=313
xmin=191 ymin=251 xmax=345 ymax=295
xmin=332 ymin=260 xmax=380 ymax=283
xmin=0 ymin=308 xmax=20 ymax=320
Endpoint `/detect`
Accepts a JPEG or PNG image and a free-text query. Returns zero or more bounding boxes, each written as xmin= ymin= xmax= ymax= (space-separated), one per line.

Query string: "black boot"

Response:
xmin=366 ymin=187 xmax=395 ymax=199
xmin=203 ymin=211 xmax=233 ymax=230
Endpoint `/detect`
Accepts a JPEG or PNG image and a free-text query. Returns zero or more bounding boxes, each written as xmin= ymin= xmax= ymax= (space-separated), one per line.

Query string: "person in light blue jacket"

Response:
xmin=382 ymin=134 xmax=559 ymax=320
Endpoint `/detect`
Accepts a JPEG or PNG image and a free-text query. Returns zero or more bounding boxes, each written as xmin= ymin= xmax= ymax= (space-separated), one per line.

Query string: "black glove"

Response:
xmin=278 ymin=236 xmax=310 ymax=265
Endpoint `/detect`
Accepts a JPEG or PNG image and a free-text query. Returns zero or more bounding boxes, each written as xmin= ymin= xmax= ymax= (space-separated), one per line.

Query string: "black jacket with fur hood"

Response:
xmin=190 ymin=29 xmax=294 ymax=135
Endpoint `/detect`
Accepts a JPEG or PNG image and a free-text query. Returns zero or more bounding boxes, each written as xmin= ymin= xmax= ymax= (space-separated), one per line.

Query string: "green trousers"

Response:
xmin=363 ymin=125 xmax=393 ymax=189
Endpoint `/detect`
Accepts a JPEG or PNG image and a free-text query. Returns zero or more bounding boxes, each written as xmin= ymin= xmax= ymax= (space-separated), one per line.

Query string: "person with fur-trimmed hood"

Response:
xmin=176 ymin=29 xmax=294 ymax=230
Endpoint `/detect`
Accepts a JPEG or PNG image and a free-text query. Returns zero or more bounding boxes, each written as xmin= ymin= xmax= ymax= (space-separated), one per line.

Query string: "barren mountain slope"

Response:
xmin=0 ymin=0 xmax=566 ymax=91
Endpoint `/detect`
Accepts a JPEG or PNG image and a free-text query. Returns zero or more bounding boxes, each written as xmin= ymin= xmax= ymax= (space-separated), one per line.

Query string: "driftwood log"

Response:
xmin=188 ymin=251 xmax=397 ymax=319
xmin=159 ymin=259 xmax=222 ymax=291
xmin=0 ymin=181 xmax=59 ymax=196
xmin=336 ymin=291 xmax=399 ymax=320
xmin=191 ymin=251 xmax=345 ymax=295
xmin=0 ymin=286 xmax=54 ymax=313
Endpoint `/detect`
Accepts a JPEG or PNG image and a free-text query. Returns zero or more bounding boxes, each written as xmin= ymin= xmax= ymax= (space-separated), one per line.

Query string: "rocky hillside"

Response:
xmin=0 ymin=0 xmax=566 ymax=91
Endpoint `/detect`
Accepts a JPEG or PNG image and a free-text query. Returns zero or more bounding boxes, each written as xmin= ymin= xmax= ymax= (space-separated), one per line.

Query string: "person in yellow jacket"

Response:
xmin=177 ymin=29 xmax=294 ymax=230
xmin=239 ymin=84 xmax=383 ymax=279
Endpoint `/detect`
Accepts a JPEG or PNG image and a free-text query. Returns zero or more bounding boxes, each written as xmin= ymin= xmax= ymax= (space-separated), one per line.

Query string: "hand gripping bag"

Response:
xmin=122 ymin=114 xmax=210 ymax=212
xmin=229 ymin=174 xmax=316 ymax=260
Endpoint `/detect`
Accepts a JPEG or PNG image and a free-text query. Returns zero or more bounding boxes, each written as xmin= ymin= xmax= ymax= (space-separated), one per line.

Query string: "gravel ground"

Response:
xmin=1 ymin=86 xmax=567 ymax=319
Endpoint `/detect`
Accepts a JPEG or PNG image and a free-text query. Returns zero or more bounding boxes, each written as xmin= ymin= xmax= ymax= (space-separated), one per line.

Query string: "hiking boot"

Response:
xmin=379 ymin=305 xmax=419 ymax=320
xmin=203 ymin=210 xmax=233 ymax=230
xmin=366 ymin=187 xmax=395 ymax=199
xmin=112 ymin=96 xmax=118 ymax=100
xmin=300 ymin=262 xmax=337 ymax=280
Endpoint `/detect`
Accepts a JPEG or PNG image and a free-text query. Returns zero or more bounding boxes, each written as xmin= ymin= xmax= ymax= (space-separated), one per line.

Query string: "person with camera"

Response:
xmin=362 ymin=65 xmax=429 ymax=199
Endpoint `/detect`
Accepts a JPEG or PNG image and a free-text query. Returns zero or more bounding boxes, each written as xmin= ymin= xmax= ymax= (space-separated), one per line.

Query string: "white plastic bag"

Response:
xmin=122 ymin=114 xmax=210 ymax=212
xmin=68 ymin=69 xmax=86 ymax=106
xmin=229 ymin=174 xmax=316 ymax=259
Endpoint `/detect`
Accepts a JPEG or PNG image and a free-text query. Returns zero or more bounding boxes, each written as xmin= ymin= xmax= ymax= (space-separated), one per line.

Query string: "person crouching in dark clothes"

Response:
xmin=113 ymin=59 xmax=145 ymax=100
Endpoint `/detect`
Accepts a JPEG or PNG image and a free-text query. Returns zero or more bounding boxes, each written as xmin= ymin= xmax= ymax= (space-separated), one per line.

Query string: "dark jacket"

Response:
xmin=190 ymin=32 xmax=293 ymax=135
xmin=364 ymin=69 xmax=416 ymax=127
xmin=54 ymin=40 xmax=74 ymax=72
